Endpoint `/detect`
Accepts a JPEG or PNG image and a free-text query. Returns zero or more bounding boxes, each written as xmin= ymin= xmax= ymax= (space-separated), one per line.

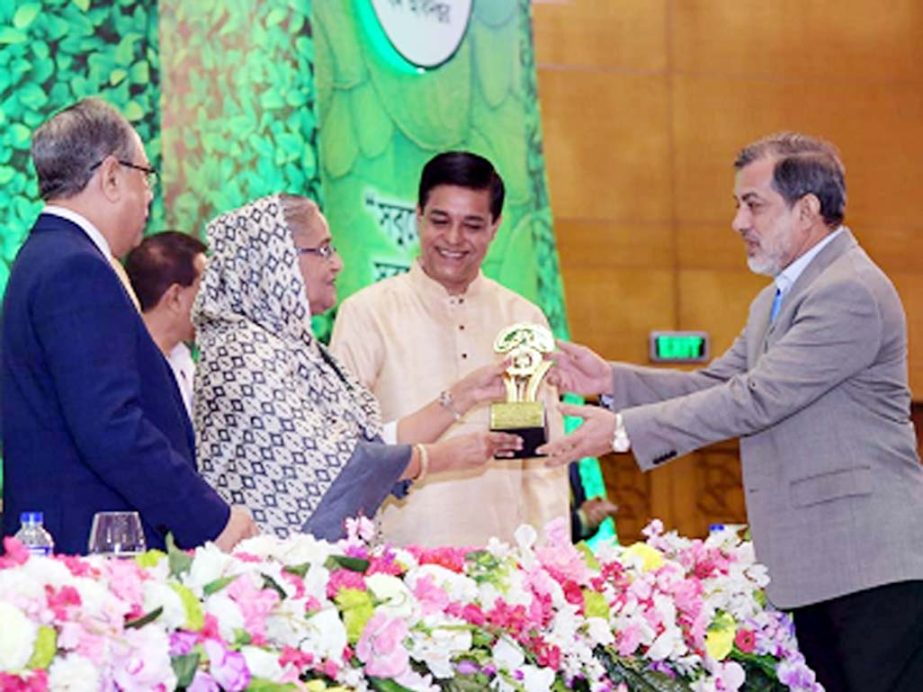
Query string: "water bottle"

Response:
xmin=14 ymin=512 xmax=55 ymax=556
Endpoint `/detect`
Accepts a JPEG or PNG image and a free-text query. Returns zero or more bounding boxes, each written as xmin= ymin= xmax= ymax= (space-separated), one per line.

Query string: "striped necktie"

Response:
xmin=109 ymin=255 xmax=141 ymax=312
xmin=769 ymin=287 xmax=783 ymax=323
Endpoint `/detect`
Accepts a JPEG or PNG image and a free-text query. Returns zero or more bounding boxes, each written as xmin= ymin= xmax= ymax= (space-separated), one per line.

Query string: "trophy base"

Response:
xmin=489 ymin=401 xmax=547 ymax=459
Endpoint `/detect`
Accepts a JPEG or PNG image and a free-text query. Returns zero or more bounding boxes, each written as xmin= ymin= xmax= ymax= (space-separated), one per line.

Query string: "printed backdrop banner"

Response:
xmin=313 ymin=0 xmax=569 ymax=341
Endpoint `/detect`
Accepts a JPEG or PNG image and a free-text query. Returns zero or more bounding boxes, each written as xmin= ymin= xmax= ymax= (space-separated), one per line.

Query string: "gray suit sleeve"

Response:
xmin=608 ymin=330 xmax=749 ymax=410
xmin=301 ymin=441 xmax=412 ymax=541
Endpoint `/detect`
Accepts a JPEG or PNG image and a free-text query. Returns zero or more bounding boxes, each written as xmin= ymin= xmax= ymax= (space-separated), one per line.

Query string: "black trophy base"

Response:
xmin=490 ymin=425 xmax=547 ymax=459
xmin=490 ymin=401 xmax=547 ymax=459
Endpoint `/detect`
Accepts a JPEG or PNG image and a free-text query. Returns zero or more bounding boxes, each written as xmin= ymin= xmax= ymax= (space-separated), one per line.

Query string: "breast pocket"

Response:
xmin=789 ymin=466 xmax=872 ymax=507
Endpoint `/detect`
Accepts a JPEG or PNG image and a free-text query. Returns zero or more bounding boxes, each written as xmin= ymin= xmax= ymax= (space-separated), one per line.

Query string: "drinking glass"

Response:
xmin=87 ymin=511 xmax=147 ymax=557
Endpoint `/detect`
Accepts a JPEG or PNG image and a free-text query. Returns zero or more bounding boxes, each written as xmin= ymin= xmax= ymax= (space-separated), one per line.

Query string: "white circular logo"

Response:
xmin=371 ymin=0 xmax=473 ymax=68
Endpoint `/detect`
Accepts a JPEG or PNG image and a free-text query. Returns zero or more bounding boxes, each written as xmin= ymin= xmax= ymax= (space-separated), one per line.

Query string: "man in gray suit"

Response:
xmin=539 ymin=132 xmax=923 ymax=691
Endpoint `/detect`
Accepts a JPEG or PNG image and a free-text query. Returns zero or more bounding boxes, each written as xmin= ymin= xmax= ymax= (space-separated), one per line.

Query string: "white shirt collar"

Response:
xmin=774 ymin=226 xmax=845 ymax=295
xmin=42 ymin=205 xmax=112 ymax=258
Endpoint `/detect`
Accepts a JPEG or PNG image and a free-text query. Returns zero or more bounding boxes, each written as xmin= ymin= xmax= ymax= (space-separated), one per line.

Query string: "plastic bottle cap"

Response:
xmin=20 ymin=511 xmax=43 ymax=524
xmin=708 ymin=523 xmax=725 ymax=533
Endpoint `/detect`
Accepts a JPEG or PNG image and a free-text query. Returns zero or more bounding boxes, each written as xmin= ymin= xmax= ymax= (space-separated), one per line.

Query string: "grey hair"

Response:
xmin=279 ymin=193 xmax=322 ymax=236
xmin=734 ymin=132 xmax=846 ymax=227
xmin=31 ymin=98 xmax=137 ymax=201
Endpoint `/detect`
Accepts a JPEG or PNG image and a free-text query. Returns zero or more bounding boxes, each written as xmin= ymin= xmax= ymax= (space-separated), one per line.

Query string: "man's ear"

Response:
xmin=488 ymin=214 xmax=502 ymax=240
xmin=97 ymin=156 xmax=122 ymax=202
xmin=158 ymin=283 xmax=184 ymax=312
xmin=798 ymin=194 xmax=822 ymax=225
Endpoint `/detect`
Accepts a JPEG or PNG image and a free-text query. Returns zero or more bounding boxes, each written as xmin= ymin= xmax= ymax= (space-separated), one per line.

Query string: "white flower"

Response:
xmin=184 ymin=543 xmax=237 ymax=593
xmin=0 ymin=602 xmax=37 ymax=671
xmin=408 ymin=625 xmax=472 ymax=678
xmin=49 ymin=653 xmax=100 ymax=691
xmin=585 ymin=617 xmax=615 ymax=646
xmin=204 ymin=593 xmax=245 ymax=642
xmin=366 ymin=573 xmax=419 ymax=620
xmin=142 ymin=581 xmax=186 ymax=630
xmin=301 ymin=607 xmax=347 ymax=661
xmin=241 ymin=645 xmax=284 ymax=681
xmin=492 ymin=636 xmax=525 ymax=671
xmin=265 ymin=596 xmax=310 ymax=647
xmin=520 ymin=664 xmax=555 ymax=691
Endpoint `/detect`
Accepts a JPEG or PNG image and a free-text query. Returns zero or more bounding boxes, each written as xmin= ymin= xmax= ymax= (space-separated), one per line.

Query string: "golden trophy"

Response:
xmin=489 ymin=323 xmax=555 ymax=458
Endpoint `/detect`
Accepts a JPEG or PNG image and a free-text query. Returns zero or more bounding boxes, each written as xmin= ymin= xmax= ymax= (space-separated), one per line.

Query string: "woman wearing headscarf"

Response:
xmin=193 ymin=194 xmax=521 ymax=540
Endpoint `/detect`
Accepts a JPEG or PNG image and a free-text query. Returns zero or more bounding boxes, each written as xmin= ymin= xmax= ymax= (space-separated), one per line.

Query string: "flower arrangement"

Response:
xmin=0 ymin=518 xmax=820 ymax=691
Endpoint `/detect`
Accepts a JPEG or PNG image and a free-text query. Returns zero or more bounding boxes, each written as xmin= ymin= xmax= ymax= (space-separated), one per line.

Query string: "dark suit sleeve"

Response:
xmin=34 ymin=253 xmax=229 ymax=547
xmin=302 ymin=441 xmax=411 ymax=541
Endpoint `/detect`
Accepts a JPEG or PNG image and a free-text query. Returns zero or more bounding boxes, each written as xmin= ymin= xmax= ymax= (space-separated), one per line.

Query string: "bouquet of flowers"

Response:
xmin=0 ymin=518 xmax=820 ymax=691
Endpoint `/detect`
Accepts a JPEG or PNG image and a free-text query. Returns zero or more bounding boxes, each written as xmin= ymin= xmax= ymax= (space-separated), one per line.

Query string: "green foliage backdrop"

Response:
xmin=0 ymin=0 xmax=164 ymax=293
xmin=158 ymin=0 xmax=320 ymax=239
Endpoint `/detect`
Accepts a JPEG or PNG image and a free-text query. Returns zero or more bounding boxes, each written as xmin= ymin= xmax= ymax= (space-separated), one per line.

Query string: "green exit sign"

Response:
xmin=649 ymin=331 xmax=710 ymax=363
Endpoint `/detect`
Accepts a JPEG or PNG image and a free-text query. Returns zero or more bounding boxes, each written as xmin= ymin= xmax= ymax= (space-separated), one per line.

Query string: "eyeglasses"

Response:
xmin=89 ymin=158 xmax=158 ymax=186
xmin=295 ymin=244 xmax=337 ymax=260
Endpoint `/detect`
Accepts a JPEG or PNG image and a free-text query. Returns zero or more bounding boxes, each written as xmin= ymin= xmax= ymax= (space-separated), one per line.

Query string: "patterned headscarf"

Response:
xmin=193 ymin=194 xmax=382 ymax=538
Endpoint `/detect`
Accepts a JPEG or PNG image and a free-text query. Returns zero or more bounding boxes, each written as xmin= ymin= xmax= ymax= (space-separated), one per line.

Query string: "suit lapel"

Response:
xmin=763 ymin=229 xmax=857 ymax=348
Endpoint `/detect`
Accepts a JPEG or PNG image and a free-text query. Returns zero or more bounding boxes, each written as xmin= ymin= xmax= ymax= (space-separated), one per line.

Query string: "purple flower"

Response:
xmin=188 ymin=671 xmax=220 ymax=692
xmin=203 ymin=639 xmax=250 ymax=692
xmin=456 ymin=660 xmax=480 ymax=675
xmin=169 ymin=631 xmax=198 ymax=656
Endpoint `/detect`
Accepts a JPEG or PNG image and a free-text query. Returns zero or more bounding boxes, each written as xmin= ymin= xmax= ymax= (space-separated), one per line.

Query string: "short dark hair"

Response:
xmin=125 ymin=231 xmax=207 ymax=312
xmin=31 ymin=98 xmax=137 ymax=201
xmin=418 ymin=151 xmax=505 ymax=220
xmin=734 ymin=132 xmax=846 ymax=227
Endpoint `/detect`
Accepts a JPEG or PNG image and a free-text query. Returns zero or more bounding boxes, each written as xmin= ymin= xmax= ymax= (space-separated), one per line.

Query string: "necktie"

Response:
xmin=109 ymin=255 xmax=141 ymax=312
xmin=769 ymin=287 xmax=783 ymax=323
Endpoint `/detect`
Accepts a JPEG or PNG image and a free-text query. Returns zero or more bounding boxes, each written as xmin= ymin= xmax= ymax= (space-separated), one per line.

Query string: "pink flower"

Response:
xmin=227 ymin=576 xmax=279 ymax=644
xmin=102 ymin=557 xmax=147 ymax=607
xmin=734 ymin=628 xmax=756 ymax=654
xmin=44 ymin=585 xmax=82 ymax=621
xmin=326 ymin=568 xmax=366 ymax=598
xmin=0 ymin=538 xmax=30 ymax=567
xmin=355 ymin=613 xmax=410 ymax=678
xmin=411 ymin=576 xmax=449 ymax=616
xmin=202 ymin=639 xmax=250 ymax=692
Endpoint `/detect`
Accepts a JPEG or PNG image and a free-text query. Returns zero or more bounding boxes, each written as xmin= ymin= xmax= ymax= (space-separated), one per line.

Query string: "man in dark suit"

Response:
xmin=539 ymin=132 xmax=923 ymax=690
xmin=1 ymin=98 xmax=256 ymax=554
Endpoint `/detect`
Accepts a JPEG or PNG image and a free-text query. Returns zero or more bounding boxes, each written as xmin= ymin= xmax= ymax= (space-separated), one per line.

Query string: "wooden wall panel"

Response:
xmin=672 ymin=1 xmax=923 ymax=82
xmin=533 ymin=1 xmax=923 ymax=544
xmin=533 ymin=0 xmax=667 ymax=71
xmin=538 ymin=70 xmax=672 ymax=222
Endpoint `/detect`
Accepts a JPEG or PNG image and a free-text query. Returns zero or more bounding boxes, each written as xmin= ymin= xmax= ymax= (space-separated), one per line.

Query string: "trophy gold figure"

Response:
xmin=489 ymin=323 xmax=555 ymax=458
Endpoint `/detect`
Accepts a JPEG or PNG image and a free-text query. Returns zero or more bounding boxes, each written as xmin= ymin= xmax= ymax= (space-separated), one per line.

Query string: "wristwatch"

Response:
xmin=438 ymin=389 xmax=462 ymax=421
xmin=611 ymin=413 xmax=630 ymax=453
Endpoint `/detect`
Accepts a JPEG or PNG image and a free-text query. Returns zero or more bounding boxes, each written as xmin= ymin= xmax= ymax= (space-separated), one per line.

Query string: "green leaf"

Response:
xmin=0 ymin=167 xmax=16 ymax=186
xmin=166 ymin=534 xmax=193 ymax=577
xmin=0 ymin=27 xmax=28 ymax=44
xmin=246 ymin=680 xmax=299 ymax=692
xmin=369 ymin=677 xmax=415 ymax=692
xmin=134 ymin=549 xmax=166 ymax=569
xmin=125 ymin=606 xmax=163 ymax=629
xmin=129 ymin=61 xmax=149 ymax=84
xmin=123 ymin=100 xmax=144 ymax=122
xmin=283 ymin=562 xmax=310 ymax=578
xmin=10 ymin=124 xmax=31 ymax=147
xmin=171 ymin=652 xmax=200 ymax=688
xmin=325 ymin=554 xmax=370 ymax=573
xmin=18 ymin=82 xmax=48 ymax=109
xmin=170 ymin=583 xmax=204 ymax=631
xmin=13 ymin=4 xmax=41 ymax=29
xmin=110 ymin=68 xmax=127 ymax=85
xmin=72 ymin=0 xmax=90 ymax=11
xmin=261 ymin=573 xmax=287 ymax=600
xmin=27 ymin=626 xmax=56 ymax=670
xmin=203 ymin=575 xmax=237 ymax=596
